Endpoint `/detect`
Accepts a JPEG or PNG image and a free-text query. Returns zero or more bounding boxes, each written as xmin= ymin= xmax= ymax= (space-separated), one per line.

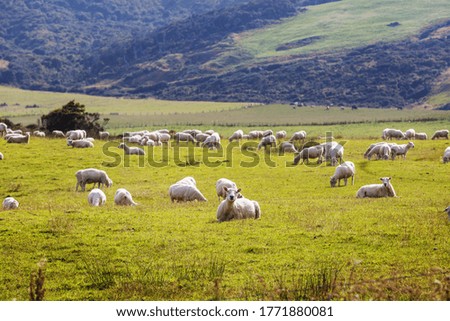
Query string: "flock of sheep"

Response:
xmin=0 ymin=121 xmax=449 ymax=220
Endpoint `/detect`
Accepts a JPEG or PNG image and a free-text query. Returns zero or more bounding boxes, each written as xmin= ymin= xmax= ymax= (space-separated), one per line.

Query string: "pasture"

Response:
xmin=0 ymin=129 xmax=449 ymax=300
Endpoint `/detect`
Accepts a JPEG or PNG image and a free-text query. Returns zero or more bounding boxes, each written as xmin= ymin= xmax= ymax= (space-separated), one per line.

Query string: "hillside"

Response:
xmin=1 ymin=0 xmax=450 ymax=108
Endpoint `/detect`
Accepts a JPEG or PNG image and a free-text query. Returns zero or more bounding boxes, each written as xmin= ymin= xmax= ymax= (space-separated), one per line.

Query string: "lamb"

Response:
xmin=404 ymin=129 xmax=415 ymax=140
xmin=7 ymin=133 xmax=30 ymax=144
xmin=276 ymin=130 xmax=287 ymax=141
xmin=216 ymin=187 xmax=261 ymax=222
xmin=228 ymin=129 xmax=244 ymax=142
xmin=114 ymin=188 xmax=137 ymax=206
xmin=67 ymin=139 xmax=94 ymax=148
xmin=0 ymin=122 xmax=7 ymax=136
xmin=169 ymin=177 xmax=207 ymax=202
xmin=415 ymin=132 xmax=427 ymax=140
xmin=257 ymin=134 xmax=276 ymax=150
xmin=75 ymin=168 xmax=113 ymax=192
xmin=293 ymin=145 xmax=323 ymax=165
xmin=289 ymin=131 xmax=307 ymax=143
xmin=2 ymin=197 xmax=19 ymax=210
xmin=431 ymin=129 xmax=449 ymax=140
xmin=215 ymin=178 xmax=241 ymax=201
xmin=87 ymin=188 xmax=106 ymax=206
xmin=442 ymin=147 xmax=450 ymax=164
xmin=391 ymin=142 xmax=414 ymax=160
xmin=356 ymin=177 xmax=397 ymax=198
xmin=118 ymin=143 xmax=145 ymax=155
xmin=278 ymin=142 xmax=298 ymax=154
xmin=330 ymin=161 xmax=355 ymax=187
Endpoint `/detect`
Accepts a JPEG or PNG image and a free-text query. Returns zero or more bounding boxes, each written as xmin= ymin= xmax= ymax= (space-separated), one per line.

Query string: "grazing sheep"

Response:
xmin=431 ymin=129 xmax=449 ymax=140
xmin=385 ymin=129 xmax=406 ymax=140
xmin=215 ymin=178 xmax=240 ymax=201
xmin=33 ymin=131 xmax=46 ymax=137
xmin=415 ymin=132 xmax=428 ymax=140
xmin=195 ymin=133 xmax=210 ymax=143
xmin=67 ymin=139 xmax=94 ymax=148
xmin=262 ymin=129 xmax=273 ymax=137
xmin=320 ymin=141 xmax=344 ymax=165
xmin=75 ymin=168 xmax=113 ymax=192
xmin=356 ymin=177 xmax=397 ymax=198
xmin=276 ymin=130 xmax=287 ymax=141
xmin=330 ymin=161 xmax=355 ymax=187
xmin=99 ymin=131 xmax=110 ymax=140
xmin=202 ymin=132 xmax=221 ymax=149
xmin=404 ymin=129 xmax=415 ymax=140
xmin=443 ymin=147 xmax=450 ymax=164
xmin=204 ymin=129 xmax=215 ymax=135
xmin=0 ymin=122 xmax=7 ymax=136
xmin=381 ymin=128 xmax=392 ymax=140
xmin=248 ymin=130 xmax=263 ymax=139
xmin=7 ymin=133 xmax=30 ymax=144
xmin=2 ymin=197 xmax=19 ymax=210
xmin=366 ymin=143 xmax=393 ymax=161
xmin=88 ymin=188 xmax=106 ymax=207
xmin=114 ymin=188 xmax=137 ymax=206
xmin=216 ymin=187 xmax=261 ymax=222
xmin=159 ymin=133 xmax=171 ymax=144
xmin=379 ymin=143 xmax=391 ymax=160
xmin=118 ymin=142 xmax=145 ymax=155
xmin=278 ymin=142 xmax=298 ymax=154
xmin=257 ymin=134 xmax=276 ymax=150
xmin=289 ymin=130 xmax=307 ymax=143
xmin=391 ymin=142 xmax=414 ymax=160
xmin=364 ymin=142 xmax=386 ymax=159
xmin=174 ymin=132 xmax=196 ymax=144
xmin=293 ymin=145 xmax=323 ymax=165
xmin=169 ymin=177 xmax=207 ymax=202
xmin=228 ymin=129 xmax=244 ymax=142
xmin=0 ymin=152 xmax=3 ymax=160
xmin=444 ymin=206 xmax=450 ymax=220
xmin=52 ymin=130 xmax=65 ymax=138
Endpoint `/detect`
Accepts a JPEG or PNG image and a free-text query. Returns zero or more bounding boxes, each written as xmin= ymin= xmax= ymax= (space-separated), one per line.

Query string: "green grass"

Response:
xmin=0 ymin=135 xmax=449 ymax=300
xmin=237 ymin=0 xmax=450 ymax=58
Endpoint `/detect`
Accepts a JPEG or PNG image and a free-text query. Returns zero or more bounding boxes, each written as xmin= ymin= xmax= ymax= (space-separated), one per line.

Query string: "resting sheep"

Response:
xmin=228 ymin=130 xmax=244 ymax=142
xmin=2 ymin=197 xmax=19 ymax=210
xmin=216 ymin=187 xmax=261 ymax=222
xmin=169 ymin=177 xmax=207 ymax=202
xmin=330 ymin=161 xmax=355 ymax=187
xmin=431 ymin=129 xmax=449 ymax=140
xmin=391 ymin=142 xmax=414 ymax=160
xmin=0 ymin=122 xmax=7 ymax=136
xmin=442 ymin=147 xmax=450 ymax=164
xmin=7 ymin=133 xmax=30 ymax=144
xmin=118 ymin=142 xmax=145 ymax=155
xmin=293 ymin=145 xmax=323 ymax=165
xmin=114 ymin=188 xmax=137 ymax=206
xmin=215 ymin=178 xmax=241 ymax=201
xmin=88 ymin=188 xmax=106 ymax=206
xmin=356 ymin=177 xmax=397 ymax=198
xmin=67 ymin=139 xmax=94 ymax=148
xmin=75 ymin=168 xmax=113 ymax=192
xmin=248 ymin=130 xmax=263 ymax=139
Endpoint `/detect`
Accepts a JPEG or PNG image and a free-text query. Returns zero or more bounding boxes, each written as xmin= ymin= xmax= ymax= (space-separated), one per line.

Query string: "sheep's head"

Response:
xmin=380 ymin=177 xmax=392 ymax=187
xmin=330 ymin=176 xmax=338 ymax=188
xmin=118 ymin=143 xmax=125 ymax=149
xmin=224 ymin=187 xmax=241 ymax=203
xmin=408 ymin=142 xmax=415 ymax=148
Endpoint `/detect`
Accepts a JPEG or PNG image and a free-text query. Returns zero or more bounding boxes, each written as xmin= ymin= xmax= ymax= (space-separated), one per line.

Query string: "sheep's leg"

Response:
xmin=343 ymin=178 xmax=347 ymax=186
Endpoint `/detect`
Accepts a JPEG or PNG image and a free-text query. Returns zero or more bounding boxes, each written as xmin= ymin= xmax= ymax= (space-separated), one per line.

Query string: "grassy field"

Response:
xmin=0 ymin=132 xmax=449 ymax=300
xmin=237 ymin=0 xmax=450 ymax=58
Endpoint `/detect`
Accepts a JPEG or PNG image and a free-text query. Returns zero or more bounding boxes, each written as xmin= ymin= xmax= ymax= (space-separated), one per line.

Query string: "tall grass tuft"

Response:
xmin=29 ymin=259 xmax=46 ymax=301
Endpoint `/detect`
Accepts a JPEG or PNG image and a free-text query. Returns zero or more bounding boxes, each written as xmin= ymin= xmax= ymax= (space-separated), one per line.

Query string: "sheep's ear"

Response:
xmin=237 ymin=188 xmax=241 ymax=193
xmin=223 ymin=186 xmax=228 ymax=192
xmin=388 ymin=177 xmax=392 ymax=180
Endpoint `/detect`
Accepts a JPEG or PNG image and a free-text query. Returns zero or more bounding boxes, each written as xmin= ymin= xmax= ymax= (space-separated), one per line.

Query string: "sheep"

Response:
xmin=276 ymin=130 xmax=287 ymax=141
xmin=67 ymin=139 xmax=94 ymax=148
xmin=366 ymin=143 xmax=393 ymax=160
xmin=159 ymin=133 xmax=171 ymax=144
xmin=391 ymin=142 xmax=414 ymax=160
xmin=293 ymin=145 xmax=323 ymax=165
xmin=415 ymin=132 xmax=428 ymax=140
xmin=364 ymin=142 xmax=386 ymax=159
xmin=330 ymin=161 xmax=355 ymax=187
xmin=262 ymin=129 xmax=273 ymax=137
xmin=33 ymin=131 xmax=46 ymax=137
xmin=204 ymin=129 xmax=215 ymax=135
xmin=52 ymin=130 xmax=65 ymax=138
xmin=379 ymin=143 xmax=391 ymax=160
xmin=431 ymin=129 xmax=449 ymax=140
xmin=289 ymin=130 xmax=307 ymax=143
xmin=87 ymin=188 xmax=106 ymax=206
xmin=0 ymin=122 xmax=7 ymax=136
xmin=7 ymin=133 xmax=30 ymax=144
xmin=278 ymin=142 xmax=298 ymax=154
xmin=216 ymin=187 xmax=261 ymax=222
xmin=118 ymin=142 xmax=145 ymax=155
xmin=381 ymin=128 xmax=392 ymax=140
xmin=320 ymin=141 xmax=344 ymax=165
xmin=174 ymin=132 xmax=196 ymax=144
xmin=99 ymin=131 xmax=110 ymax=140
xmin=442 ymin=147 xmax=450 ymax=164
xmin=228 ymin=129 xmax=244 ymax=142
xmin=195 ymin=133 xmax=210 ymax=143
xmin=257 ymin=134 xmax=276 ymax=150
xmin=248 ymin=130 xmax=263 ymax=139
xmin=404 ymin=129 xmax=415 ymax=140
xmin=169 ymin=177 xmax=207 ymax=202
xmin=127 ymin=134 xmax=143 ymax=143
xmin=2 ymin=197 xmax=19 ymax=210
xmin=0 ymin=152 xmax=3 ymax=160
xmin=385 ymin=129 xmax=406 ymax=140
xmin=66 ymin=130 xmax=86 ymax=140
xmin=215 ymin=178 xmax=241 ymax=201
xmin=114 ymin=188 xmax=137 ymax=206
xmin=356 ymin=177 xmax=397 ymax=198
xmin=444 ymin=206 xmax=450 ymax=220
xmin=202 ymin=132 xmax=221 ymax=149
xmin=75 ymin=168 xmax=113 ymax=192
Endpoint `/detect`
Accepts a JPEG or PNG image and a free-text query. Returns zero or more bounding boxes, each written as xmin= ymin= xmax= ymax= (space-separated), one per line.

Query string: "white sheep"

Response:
xmin=330 ymin=161 xmax=355 ymax=187
xmin=320 ymin=141 xmax=344 ymax=165
xmin=216 ymin=178 xmax=240 ymax=201
xmin=415 ymin=132 xmax=427 ymax=140
xmin=404 ymin=129 xmax=415 ymax=140
xmin=169 ymin=177 xmax=207 ymax=202
xmin=202 ymin=132 xmax=221 ymax=149
xmin=159 ymin=133 xmax=171 ymax=144
xmin=118 ymin=142 xmax=145 ymax=155
xmin=293 ymin=145 xmax=323 ymax=165
xmin=2 ymin=197 xmax=19 ymax=210
xmin=195 ymin=133 xmax=210 ymax=143
xmin=442 ymin=147 xmax=450 ymax=164
xmin=364 ymin=142 xmax=385 ymax=159
xmin=391 ymin=142 xmax=414 ymax=160
xmin=204 ymin=129 xmax=215 ymax=135
xmin=216 ymin=187 xmax=261 ymax=222
xmin=0 ymin=152 xmax=3 ymax=160
xmin=431 ymin=129 xmax=449 ymax=140
xmin=67 ymin=139 xmax=94 ymax=148
xmin=7 ymin=133 xmax=30 ymax=144
xmin=356 ymin=177 xmax=397 ymax=198
xmin=379 ymin=143 xmax=391 ymax=160
xmin=257 ymin=134 xmax=276 ymax=150
xmin=33 ymin=131 xmax=46 ymax=137
xmin=262 ymin=129 xmax=273 ymax=137
xmin=248 ymin=130 xmax=263 ymax=139
xmin=87 ymin=188 xmax=106 ymax=206
xmin=384 ymin=129 xmax=405 ymax=140
xmin=75 ymin=168 xmax=113 ymax=192
xmin=174 ymin=132 xmax=196 ymax=144
xmin=278 ymin=142 xmax=298 ymax=154
xmin=114 ymin=188 xmax=137 ymax=206
xmin=0 ymin=122 xmax=7 ymax=136
xmin=276 ymin=130 xmax=287 ymax=141
xmin=366 ymin=143 xmax=393 ymax=161
xmin=228 ymin=129 xmax=244 ymax=142
xmin=52 ymin=130 xmax=65 ymax=138
xmin=289 ymin=130 xmax=307 ymax=143
xmin=99 ymin=131 xmax=110 ymax=140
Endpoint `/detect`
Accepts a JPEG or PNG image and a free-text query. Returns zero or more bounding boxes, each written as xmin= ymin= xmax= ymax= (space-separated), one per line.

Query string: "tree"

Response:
xmin=41 ymin=100 xmax=103 ymax=136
